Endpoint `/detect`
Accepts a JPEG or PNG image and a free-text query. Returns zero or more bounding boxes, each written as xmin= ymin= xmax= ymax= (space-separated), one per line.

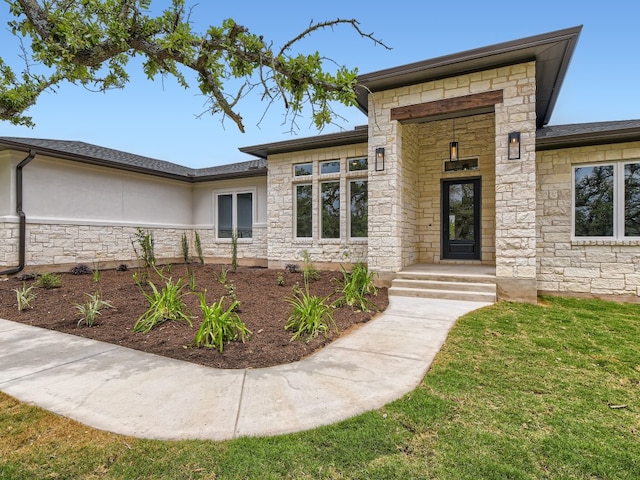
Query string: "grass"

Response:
xmin=1 ymin=295 xmax=639 ymax=479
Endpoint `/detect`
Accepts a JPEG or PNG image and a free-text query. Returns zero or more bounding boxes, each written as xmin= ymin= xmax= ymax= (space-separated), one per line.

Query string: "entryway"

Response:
xmin=442 ymin=178 xmax=481 ymax=260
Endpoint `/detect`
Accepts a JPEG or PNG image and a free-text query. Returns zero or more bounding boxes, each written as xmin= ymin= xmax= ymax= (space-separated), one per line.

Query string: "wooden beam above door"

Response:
xmin=390 ymin=90 xmax=504 ymax=123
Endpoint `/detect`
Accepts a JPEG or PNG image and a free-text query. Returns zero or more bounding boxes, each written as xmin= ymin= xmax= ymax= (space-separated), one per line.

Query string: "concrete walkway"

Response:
xmin=0 ymin=297 xmax=491 ymax=441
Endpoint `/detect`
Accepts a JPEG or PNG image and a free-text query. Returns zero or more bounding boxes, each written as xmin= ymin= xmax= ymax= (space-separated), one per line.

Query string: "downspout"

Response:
xmin=0 ymin=149 xmax=36 ymax=276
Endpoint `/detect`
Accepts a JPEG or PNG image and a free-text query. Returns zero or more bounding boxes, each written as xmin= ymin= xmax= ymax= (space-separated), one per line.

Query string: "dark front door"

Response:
xmin=442 ymin=178 xmax=481 ymax=260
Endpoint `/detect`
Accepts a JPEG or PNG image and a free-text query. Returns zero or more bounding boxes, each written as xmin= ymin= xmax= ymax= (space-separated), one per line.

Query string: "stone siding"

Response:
xmin=367 ymin=62 xmax=537 ymax=300
xmin=537 ymin=141 xmax=640 ymax=298
xmin=413 ymin=113 xmax=496 ymax=264
xmin=266 ymin=145 xmax=369 ymax=269
xmin=1 ymin=221 xmax=267 ymax=271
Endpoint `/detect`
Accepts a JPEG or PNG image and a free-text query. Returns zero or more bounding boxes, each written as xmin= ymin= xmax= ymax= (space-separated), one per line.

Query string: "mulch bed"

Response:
xmin=0 ymin=264 xmax=388 ymax=369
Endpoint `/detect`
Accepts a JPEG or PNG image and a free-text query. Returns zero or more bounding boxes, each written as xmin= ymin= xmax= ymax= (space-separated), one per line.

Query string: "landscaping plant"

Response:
xmin=194 ymin=230 xmax=204 ymax=265
xmin=181 ymin=232 xmax=190 ymax=263
xmin=132 ymin=227 xmax=155 ymax=268
xmin=301 ymin=249 xmax=319 ymax=282
xmin=231 ymin=230 xmax=238 ymax=272
xmin=35 ymin=272 xmax=62 ymax=289
xmin=336 ymin=262 xmax=378 ymax=312
xmin=74 ymin=292 xmax=114 ymax=327
xmin=69 ymin=264 xmax=92 ymax=275
xmin=133 ymin=273 xmax=192 ymax=333
xmin=193 ymin=293 xmax=251 ymax=352
xmin=285 ymin=282 xmax=336 ymax=342
xmin=13 ymin=282 xmax=36 ymax=311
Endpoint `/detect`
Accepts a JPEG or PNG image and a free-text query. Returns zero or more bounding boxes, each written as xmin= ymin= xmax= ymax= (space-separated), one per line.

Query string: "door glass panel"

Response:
xmin=448 ymin=183 xmax=475 ymax=241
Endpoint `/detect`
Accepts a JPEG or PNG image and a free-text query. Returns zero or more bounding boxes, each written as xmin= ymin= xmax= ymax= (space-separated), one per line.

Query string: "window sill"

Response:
xmin=572 ymin=238 xmax=640 ymax=246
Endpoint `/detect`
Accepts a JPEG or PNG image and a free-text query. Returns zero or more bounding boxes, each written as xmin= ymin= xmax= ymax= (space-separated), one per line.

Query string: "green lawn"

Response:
xmin=1 ymin=296 xmax=638 ymax=479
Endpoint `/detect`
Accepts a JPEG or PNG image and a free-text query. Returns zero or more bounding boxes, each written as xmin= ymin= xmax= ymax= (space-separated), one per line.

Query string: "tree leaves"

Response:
xmin=1 ymin=0 xmax=388 ymax=132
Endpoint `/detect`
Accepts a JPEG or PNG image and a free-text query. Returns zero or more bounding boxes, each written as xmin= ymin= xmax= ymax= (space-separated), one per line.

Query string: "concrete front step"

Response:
xmin=388 ymin=286 xmax=496 ymax=302
xmin=389 ymin=268 xmax=497 ymax=302
xmin=394 ymin=271 xmax=496 ymax=284
xmin=392 ymin=278 xmax=496 ymax=293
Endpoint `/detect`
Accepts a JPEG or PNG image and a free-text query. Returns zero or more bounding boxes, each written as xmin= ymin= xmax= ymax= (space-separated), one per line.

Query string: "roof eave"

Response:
xmin=0 ymin=139 xmax=190 ymax=181
xmin=537 ymin=128 xmax=640 ymax=151
xmin=356 ymin=26 xmax=583 ymax=128
xmin=239 ymin=127 xmax=368 ymax=159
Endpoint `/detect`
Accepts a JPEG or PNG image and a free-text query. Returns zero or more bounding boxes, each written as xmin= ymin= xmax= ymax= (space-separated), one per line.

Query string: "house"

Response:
xmin=2 ymin=25 xmax=640 ymax=303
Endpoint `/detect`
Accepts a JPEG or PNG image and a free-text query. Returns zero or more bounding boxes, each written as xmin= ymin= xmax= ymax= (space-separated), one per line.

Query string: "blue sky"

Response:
xmin=1 ymin=0 xmax=639 ymax=168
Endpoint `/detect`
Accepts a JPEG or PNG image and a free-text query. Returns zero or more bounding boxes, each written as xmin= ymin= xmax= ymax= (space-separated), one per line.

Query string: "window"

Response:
xmin=217 ymin=192 xmax=253 ymax=238
xmin=573 ymin=162 xmax=640 ymax=238
xmin=294 ymin=163 xmax=312 ymax=176
xmin=348 ymin=157 xmax=368 ymax=172
xmin=321 ymin=181 xmax=340 ymax=238
xmin=350 ymin=180 xmax=368 ymax=237
xmin=320 ymin=160 xmax=340 ymax=174
xmin=296 ymin=184 xmax=312 ymax=238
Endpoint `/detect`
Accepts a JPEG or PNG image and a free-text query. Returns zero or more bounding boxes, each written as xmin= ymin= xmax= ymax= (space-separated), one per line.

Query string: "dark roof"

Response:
xmin=239 ymin=125 xmax=368 ymax=159
xmin=356 ymin=26 xmax=583 ymax=129
xmin=0 ymin=137 xmax=267 ymax=182
xmin=537 ymin=120 xmax=640 ymax=150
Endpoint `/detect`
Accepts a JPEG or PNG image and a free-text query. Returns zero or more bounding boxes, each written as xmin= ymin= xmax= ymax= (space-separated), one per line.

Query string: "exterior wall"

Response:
xmin=0 ymin=152 xmax=268 ymax=270
xmin=266 ymin=144 xmax=369 ymax=269
xmin=537 ymin=141 xmax=640 ymax=298
xmin=192 ymin=176 xmax=268 ymax=265
xmin=413 ymin=114 xmax=497 ymax=264
xmin=367 ymin=62 xmax=537 ymax=301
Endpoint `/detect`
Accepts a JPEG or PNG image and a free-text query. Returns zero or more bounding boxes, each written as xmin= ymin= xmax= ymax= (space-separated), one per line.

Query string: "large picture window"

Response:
xmin=296 ymin=184 xmax=313 ymax=238
xmin=349 ymin=180 xmax=368 ymax=237
xmin=573 ymin=162 xmax=640 ymax=238
xmin=217 ymin=192 xmax=253 ymax=238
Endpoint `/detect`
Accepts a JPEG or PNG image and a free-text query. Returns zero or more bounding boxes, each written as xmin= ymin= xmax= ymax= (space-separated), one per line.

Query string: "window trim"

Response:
xmin=214 ymin=188 xmax=256 ymax=241
xmin=571 ymin=161 xmax=640 ymax=240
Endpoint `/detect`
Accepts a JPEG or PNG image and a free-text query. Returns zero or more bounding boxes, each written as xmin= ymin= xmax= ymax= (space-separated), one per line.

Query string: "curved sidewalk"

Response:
xmin=0 ymin=297 xmax=490 ymax=441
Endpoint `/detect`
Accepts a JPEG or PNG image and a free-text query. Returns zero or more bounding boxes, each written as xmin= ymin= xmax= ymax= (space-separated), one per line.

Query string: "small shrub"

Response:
xmin=13 ymin=282 xmax=36 ymax=312
xmin=132 ymin=227 xmax=155 ymax=268
xmin=70 ymin=264 xmax=92 ymax=275
xmin=285 ymin=283 xmax=336 ymax=342
xmin=92 ymin=265 xmax=100 ymax=283
xmin=187 ymin=266 xmax=197 ymax=292
xmin=181 ymin=232 xmax=190 ymax=264
xmin=35 ymin=272 xmax=62 ymax=289
xmin=302 ymin=250 xmax=319 ymax=282
xmin=215 ymin=266 xmax=229 ymax=285
xmin=285 ymin=263 xmax=300 ymax=273
xmin=277 ymin=272 xmax=285 ymax=286
xmin=194 ymin=230 xmax=204 ymax=265
xmin=224 ymin=280 xmax=240 ymax=312
xmin=75 ymin=292 xmax=114 ymax=327
xmin=231 ymin=230 xmax=238 ymax=272
xmin=336 ymin=262 xmax=378 ymax=312
xmin=116 ymin=264 xmax=129 ymax=272
xmin=192 ymin=293 xmax=251 ymax=352
xmin=132 ymin=270 xmax=149 ymax=287
xmin=133 ymin=274 xmax=192 ymax=333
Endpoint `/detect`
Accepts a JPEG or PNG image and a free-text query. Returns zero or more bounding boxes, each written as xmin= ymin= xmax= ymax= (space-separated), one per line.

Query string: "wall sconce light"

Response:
xmin=449 ymin=119 xmax=459 ymax=161
xmin=508 ymin=131 xmax=521 ymax=160
xmin=375 ymin=147 xmax=385 ymax=171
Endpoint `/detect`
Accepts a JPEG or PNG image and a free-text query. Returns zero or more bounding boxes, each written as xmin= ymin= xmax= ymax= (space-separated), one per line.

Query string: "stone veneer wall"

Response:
xmin=266 ymin=145 xmax=369 ymax=269
xmin=414 ymin=113 xmax=496 ymax=264
xmin=0 ymin=221 xmax=267 ymax=272
xmin=367 ymin=61 xmax=537 ymax=301
xmin=537 ymin=141 xmax=640 ymax=298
